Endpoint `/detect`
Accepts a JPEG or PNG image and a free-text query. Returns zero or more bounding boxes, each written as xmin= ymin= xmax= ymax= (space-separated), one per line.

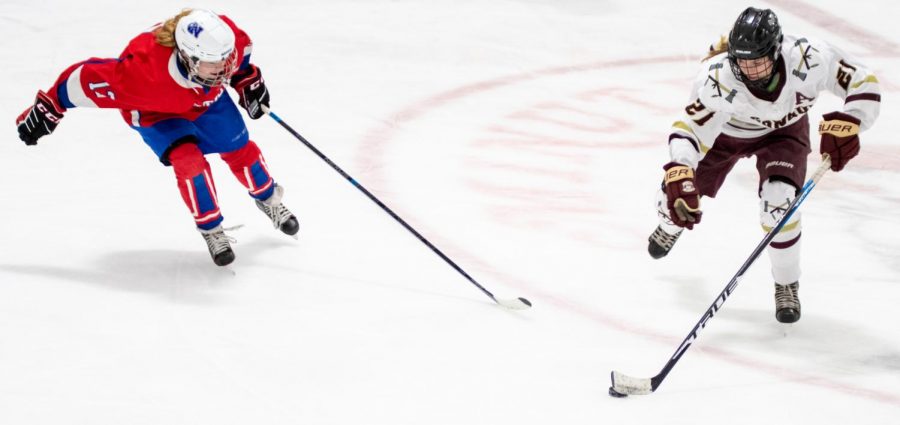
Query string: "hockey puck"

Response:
xmin=608 ymin=386 xmax=628 ymax=398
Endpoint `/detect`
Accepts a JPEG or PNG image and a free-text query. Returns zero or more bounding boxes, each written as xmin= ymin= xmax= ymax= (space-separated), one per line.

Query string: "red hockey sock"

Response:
xmin=220 ymin=140 xmax=275 ymax=200
xmin=169 ymin=143 xmax=222 ymax=229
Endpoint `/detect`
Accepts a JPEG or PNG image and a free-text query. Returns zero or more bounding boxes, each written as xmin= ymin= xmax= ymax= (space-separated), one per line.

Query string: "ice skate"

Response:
xmin=256 ymin=185 xmax=299 ymax=237
xmin=199 ymin=225 xmax=236 ymax=266
xmin=774 ymin=281 xmax=801 ymax=323
xmin=648 ymin=225 xmax=683 ymax=259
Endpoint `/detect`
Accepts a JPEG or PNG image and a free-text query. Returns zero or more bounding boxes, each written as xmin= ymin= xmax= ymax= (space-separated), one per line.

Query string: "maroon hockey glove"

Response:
xmin=663 ymin=162 xmax=702 ymax=229
xmin=230 ymin=64 xmax=269 ymax=120
xmin=818 ymin=111 xmax=860 ymax=172
xmin=16 ymin=91 xmax=64 ymax=145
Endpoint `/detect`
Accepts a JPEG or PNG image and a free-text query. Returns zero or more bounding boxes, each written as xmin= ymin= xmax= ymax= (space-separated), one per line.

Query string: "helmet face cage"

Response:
xmin=729 ymin=54 xmax=777 ymax=90
xmin=178 ymin=48 xmax=238 ymax=87
xmin=727 ymin=7 xmax=783 ymax=89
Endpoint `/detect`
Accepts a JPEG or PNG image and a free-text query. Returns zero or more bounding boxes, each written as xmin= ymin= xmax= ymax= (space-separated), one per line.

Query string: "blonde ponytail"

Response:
xmin=154 ymin=9 xmax=194 ymax=47
xmin=704 ymin=35 xmax=729 ymax=61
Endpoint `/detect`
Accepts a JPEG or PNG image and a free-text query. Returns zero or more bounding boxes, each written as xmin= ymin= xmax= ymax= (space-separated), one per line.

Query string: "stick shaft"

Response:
xmin=649 ymin=157 xmax=831 ymax=391
xmin=265 ymin=109 xmax=508 ymax=304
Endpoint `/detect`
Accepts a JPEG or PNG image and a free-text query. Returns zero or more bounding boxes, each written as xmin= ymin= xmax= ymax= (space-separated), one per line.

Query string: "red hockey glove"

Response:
xmin=663 ymin=162 xmax=702 ymax=229
xmin=230 ymin=64 xmax=269 ymax=120
xmin=818 ymin=111 xmax=860 ymax=172
xmin=16 ymin=91 xmax=64 ymax=145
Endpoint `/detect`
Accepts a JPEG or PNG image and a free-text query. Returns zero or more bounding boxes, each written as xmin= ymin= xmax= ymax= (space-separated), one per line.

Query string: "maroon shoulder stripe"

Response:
xmin=845 ymin=93 xmax=881 ymax=103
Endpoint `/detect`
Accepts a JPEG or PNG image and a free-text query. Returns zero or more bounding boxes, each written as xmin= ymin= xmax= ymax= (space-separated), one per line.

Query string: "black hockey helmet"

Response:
xmin=727 ymin=7 xmax=783 ymax=87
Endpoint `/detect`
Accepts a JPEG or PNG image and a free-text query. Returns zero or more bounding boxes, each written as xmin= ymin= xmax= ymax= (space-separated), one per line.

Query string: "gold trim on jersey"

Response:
xmin=671 ymin=121 xmax=711 ymax=153
xmin=672 ymin=120 xmax=697 ymax=138
xmin=851 ymin=74 xmax=879 ymax=89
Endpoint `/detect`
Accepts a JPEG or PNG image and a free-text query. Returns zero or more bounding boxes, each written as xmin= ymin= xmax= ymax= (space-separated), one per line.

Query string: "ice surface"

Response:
xmin=1 ymin=0 xmax=899 ymax=423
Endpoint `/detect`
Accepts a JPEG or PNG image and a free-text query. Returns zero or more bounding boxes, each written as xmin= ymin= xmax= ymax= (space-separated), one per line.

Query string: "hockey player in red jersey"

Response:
xmin=15 ymin=9 xmax=298 ymax=266
xmin=648 ymin=7 xmax=880 ymax=323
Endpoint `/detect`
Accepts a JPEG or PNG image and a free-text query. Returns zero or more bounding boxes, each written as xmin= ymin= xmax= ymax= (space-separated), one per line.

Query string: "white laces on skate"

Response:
xmin=255 ymin=185 xmax=295 ymax=229
xmin=650 ymin=226 xmax=683 ymax=251
xmin=257 ymin=200 xmax=294 ymax=229
xmin=200 ymin=227 xmax=238 ymax=255
xmin=775 ymin=282 xmax=800 ymax=310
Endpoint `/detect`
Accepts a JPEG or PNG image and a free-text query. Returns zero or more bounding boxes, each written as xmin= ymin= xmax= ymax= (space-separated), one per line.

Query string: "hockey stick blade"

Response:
xmin=610 ymin=371 xmax=653 ymax=396
xmin=496 ymin=297 xmax=532 ymax=310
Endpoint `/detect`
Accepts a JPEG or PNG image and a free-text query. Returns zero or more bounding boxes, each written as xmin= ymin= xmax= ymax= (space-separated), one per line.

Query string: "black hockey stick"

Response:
xmin=609 ymin=156 xmax=832 ymax=397
xmin=264 ymin=107 xmax=531 ymax=310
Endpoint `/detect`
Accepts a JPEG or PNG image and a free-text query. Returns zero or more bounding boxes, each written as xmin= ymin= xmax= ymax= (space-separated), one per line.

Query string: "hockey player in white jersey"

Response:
xmin=648 ymin=7 xmax=880 ymax=323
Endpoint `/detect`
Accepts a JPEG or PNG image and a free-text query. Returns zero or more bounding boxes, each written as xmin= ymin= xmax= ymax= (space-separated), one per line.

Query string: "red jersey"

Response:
xmin=45 ymin=15 xmax=252 ymax=127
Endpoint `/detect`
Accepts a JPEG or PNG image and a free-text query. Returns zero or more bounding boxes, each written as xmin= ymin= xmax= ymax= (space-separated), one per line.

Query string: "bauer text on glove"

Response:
xmin=818 ymin=111 xmax=860 ymax=172
xmin=663 ymin=162 xmax=702 ymax=229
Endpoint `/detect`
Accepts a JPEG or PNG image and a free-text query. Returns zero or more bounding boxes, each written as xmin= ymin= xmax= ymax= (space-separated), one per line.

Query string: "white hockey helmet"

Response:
xmin=174 ymin=9 xmax=238 ymax=86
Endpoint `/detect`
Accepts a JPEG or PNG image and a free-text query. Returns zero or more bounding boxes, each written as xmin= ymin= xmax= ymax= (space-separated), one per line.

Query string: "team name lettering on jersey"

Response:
xmin=749 ymin=104 xmax=812 ymax=129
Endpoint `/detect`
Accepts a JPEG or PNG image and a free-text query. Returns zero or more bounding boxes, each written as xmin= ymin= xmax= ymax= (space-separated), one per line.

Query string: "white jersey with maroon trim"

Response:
xmin=668 ymin=34 xmax=881 ymax=168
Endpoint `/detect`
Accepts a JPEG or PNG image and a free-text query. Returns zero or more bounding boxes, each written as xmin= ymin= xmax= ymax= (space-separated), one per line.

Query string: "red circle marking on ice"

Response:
xmin=356 ymin=56 xmax=900 ymax=407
